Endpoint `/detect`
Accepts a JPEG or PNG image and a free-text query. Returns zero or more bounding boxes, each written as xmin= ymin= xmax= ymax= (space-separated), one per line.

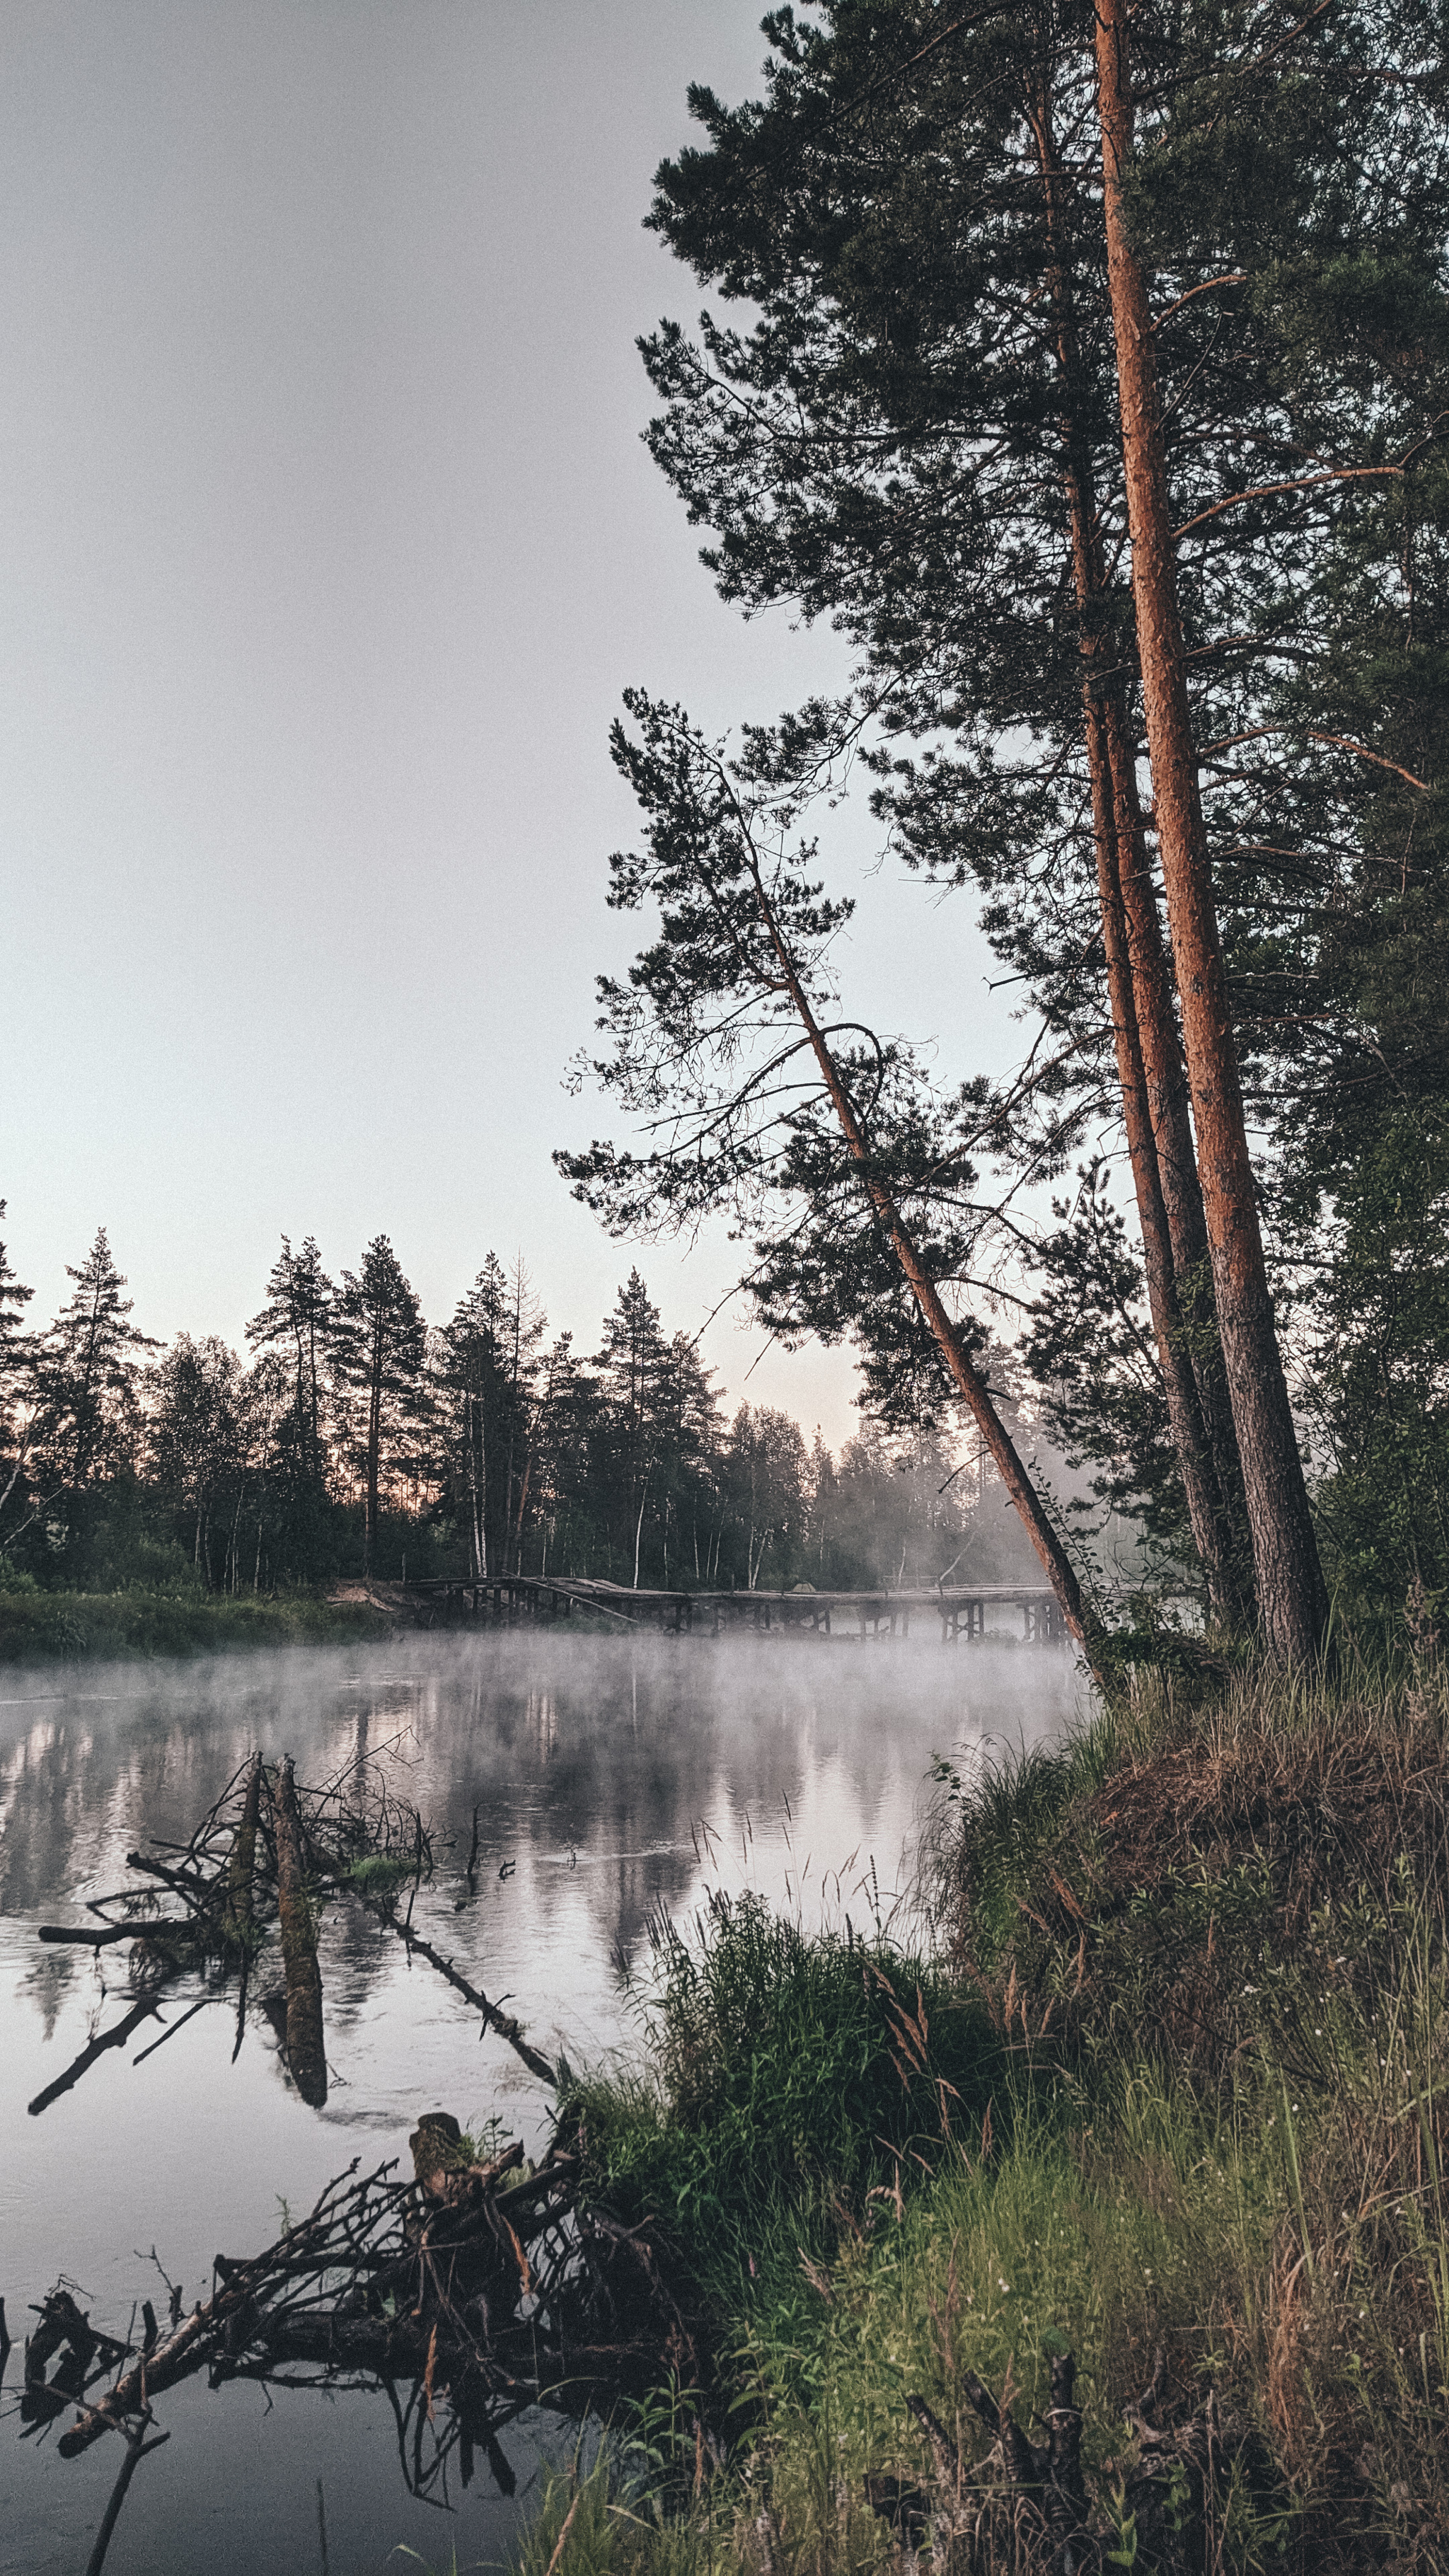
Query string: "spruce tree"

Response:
xmin=32 ymin=1229 xmax=156 ymax=1547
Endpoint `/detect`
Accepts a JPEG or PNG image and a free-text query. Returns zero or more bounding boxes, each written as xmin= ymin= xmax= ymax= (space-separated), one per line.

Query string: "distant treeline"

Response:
xmin=0 ymin=1221 xmax=1041 ymax=1598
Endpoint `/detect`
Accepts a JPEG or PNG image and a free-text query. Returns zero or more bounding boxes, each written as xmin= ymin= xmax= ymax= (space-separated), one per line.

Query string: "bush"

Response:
xmin=567 ymin=1889 xmax=1003 ymax=2315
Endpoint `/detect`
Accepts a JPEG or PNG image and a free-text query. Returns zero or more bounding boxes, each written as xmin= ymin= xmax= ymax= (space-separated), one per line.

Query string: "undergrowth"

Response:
xmin=566 ymin=1889 xmax=1003 ymax=2312
xmin=0 ymin=1584 xmax=391 ymax=1660
xmin=523 ymin=1635 xmax=1449 ymax=2575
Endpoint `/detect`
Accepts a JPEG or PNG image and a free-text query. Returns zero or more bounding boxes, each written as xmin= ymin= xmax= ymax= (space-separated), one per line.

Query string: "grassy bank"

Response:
xmin=527 ymin=1651 xmax=1449 ymax=2575
xmin=0 ymin=1579 xmax=393 ymax=1661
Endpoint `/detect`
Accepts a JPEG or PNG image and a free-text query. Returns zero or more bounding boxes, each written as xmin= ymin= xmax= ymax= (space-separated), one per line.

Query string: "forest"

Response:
xmin=553 ymin=0 xmax=1449 ymax=1670
xmin=0 ymin=1219 xmax=1038 ymax=1600
xmin=4 ymin=0 xmax=1449 ymax=1659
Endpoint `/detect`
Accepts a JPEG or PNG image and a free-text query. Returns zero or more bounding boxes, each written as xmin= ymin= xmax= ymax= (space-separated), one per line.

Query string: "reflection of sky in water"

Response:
xmin=0 ymin=1632 xmax=1083 ymax=2576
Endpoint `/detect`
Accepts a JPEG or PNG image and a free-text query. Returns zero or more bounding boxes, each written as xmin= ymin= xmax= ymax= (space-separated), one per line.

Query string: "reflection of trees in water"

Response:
xmin=398 ymin=1661 xmax=724 ymax=1973
xmin=1 ymin=1713 xmax=262 ymax=1916
xmin=0 ymin=1641 xmax=1080 ymax=2040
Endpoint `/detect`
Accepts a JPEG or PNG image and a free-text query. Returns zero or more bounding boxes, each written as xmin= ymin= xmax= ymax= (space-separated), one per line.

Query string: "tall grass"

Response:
xmin=0 ymin=1583 xmax=391 ymax=1661
xmin=568 ymin=1889 xmax=1005 ymax=2322
xmin=521 ymin=1651 xmax=1449 ymax=2574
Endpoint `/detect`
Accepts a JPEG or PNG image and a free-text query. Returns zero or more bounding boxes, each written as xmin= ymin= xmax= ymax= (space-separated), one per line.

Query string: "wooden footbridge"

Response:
xmin=403 ymin=1574 xmax=1067 ymax=1644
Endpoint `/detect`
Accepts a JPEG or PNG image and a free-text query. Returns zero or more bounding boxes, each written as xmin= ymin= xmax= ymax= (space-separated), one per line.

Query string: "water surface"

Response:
xmin=0 ymin=1628 xmax=1080 ymax=2575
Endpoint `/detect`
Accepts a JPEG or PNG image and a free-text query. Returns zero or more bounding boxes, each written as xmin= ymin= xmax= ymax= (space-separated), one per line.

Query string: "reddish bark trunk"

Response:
xmin=1105 ymin=695 xmax=1251 ymax=1599
xmin=1027 ymin=75 xmax=1252 ymax=1628
xmin=1094 ymin=0 xmax=1327 ymax=1660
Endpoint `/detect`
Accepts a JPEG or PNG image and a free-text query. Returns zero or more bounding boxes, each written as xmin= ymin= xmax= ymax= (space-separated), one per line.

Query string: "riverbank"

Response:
xmin=0 ymin=1578 xmax=395 ymax=1660
xmin=538 ymin=1651 xmax=1449 ymax=2574
xmin=0 ymin=1574 xmax=681 ymax=1660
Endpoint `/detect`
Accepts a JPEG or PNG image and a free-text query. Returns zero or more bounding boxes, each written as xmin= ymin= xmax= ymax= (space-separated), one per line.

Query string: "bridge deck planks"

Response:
xmin=403 ymin=1573 xmax=1066 ymax=1640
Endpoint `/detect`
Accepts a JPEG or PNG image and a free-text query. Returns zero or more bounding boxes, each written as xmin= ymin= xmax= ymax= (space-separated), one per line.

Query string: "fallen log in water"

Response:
xmin=28 ymin=1995 xmax=161 ymax=2118
xmin=226 ymin=1751 xmax=262 ymax=1937
xmin=269 ymin=1759 xmax=328 ymax=2108
xmin=32 ymin=1746 xmax=558 ymax=2116
xmin=37 ymin=2119 xmax=710 ymax=2501
xmin=340 ymin=1888 xmax=557 ymax=2086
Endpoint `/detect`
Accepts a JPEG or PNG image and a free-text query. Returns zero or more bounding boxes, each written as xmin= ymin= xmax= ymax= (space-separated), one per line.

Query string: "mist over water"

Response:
xmin=0 ymin=1630 xmax=1083 ymax=2575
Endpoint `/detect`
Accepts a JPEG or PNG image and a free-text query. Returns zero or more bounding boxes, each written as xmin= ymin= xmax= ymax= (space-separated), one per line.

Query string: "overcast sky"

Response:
xmin=0 ymin=0 xmax=1022 ymax=1450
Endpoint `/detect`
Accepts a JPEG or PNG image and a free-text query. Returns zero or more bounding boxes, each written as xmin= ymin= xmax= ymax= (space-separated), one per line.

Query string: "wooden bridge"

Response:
xmin=403 ymin=1574 xmax=1067 ymax=1644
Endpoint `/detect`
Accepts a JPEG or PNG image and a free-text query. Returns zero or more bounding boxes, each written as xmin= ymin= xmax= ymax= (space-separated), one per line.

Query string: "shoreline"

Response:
xmin=0 ymin=1581 xmax=396 ymax=1663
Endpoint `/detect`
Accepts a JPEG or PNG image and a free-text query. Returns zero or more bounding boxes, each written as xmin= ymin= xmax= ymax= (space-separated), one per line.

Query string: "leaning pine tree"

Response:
xmin=558 ymin=693 xmax=1102 ymax=1665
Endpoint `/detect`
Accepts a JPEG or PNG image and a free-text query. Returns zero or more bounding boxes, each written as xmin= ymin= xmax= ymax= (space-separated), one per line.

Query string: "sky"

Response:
xmin=0 ymin=0 xmax=1023 ymax=1452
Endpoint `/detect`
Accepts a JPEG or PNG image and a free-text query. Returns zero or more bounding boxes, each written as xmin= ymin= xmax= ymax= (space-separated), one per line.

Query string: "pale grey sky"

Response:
xmin=1 ymin=0 xmax=1019 ymax=1448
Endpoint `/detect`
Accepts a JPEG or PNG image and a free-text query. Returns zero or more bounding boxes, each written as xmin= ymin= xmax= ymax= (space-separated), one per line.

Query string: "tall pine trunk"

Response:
xmin=1027 ymin=72 xmax=1252 ymax=1627
xmin=1094 ymin=0 xmax=1327 ymax=1660
xmin=1105 ymin=699 xmax=1252 ymax=1605
xmin=364 ymin=1330 xmax=382 ymax=1578
xmin=729 ymin=821 xmax=1102 ymax=1668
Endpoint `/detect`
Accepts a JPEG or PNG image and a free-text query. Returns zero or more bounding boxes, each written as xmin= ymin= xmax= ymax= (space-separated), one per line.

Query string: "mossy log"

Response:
xmin=269 ymin=1759 xmax=327 ymax=2108
xmin=226 ymin=1752 xmax=262 ymax=1939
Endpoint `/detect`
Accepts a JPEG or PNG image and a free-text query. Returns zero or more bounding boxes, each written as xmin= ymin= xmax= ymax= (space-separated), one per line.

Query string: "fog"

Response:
xmin=0 ymin=1629 xmax=1084 ymax=2574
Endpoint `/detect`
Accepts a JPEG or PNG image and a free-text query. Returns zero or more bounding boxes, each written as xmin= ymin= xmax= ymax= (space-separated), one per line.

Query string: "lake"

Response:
xmin=0 ymin=1628 xmax=1082 ymax=2575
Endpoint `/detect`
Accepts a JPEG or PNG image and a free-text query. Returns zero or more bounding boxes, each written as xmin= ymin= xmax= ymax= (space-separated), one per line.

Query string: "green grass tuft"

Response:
xmin=565 ymin=1888 xmax=1004 ymax=2320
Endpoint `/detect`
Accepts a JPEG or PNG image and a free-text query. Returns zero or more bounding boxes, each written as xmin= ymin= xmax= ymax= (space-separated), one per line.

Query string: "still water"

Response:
xmin=0 ymin=1629 xmax=1080 ymax=2576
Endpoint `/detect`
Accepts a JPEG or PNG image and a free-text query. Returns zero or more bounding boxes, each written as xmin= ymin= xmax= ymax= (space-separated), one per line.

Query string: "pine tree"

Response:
xmin=621 ymin=0 xmax=1449 ymax=1653
xmin=149 ymin=1334 xmax=245 ymax=1586
xmin=530 ymin=1333 xmax=606 ymax=1580
xmin=437 ymin=1258 xmax=509 ymax=1580
xmin=246 ymin=1236 xmax=334 ymax=1482
xmin=501 ymin=1257 xmax=548 ymax=1574
xmin=435 ymin=1255 xmax=548 ymax=1577
xmin=0 ymin=1204 xmax=35 ymax=1546
xmin=596 ymin=1270 xmax=671 ymax=1586
xmin=330 ymin=1238 xmax=427 ymax=1574
xmin=724 ymin=1403 xmax=809 ymax=1589
xmin=1091 ymin=0 xmax=1328 ymax=1658
xmin=638 ymin=0 xmax=1252 ymax=1619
